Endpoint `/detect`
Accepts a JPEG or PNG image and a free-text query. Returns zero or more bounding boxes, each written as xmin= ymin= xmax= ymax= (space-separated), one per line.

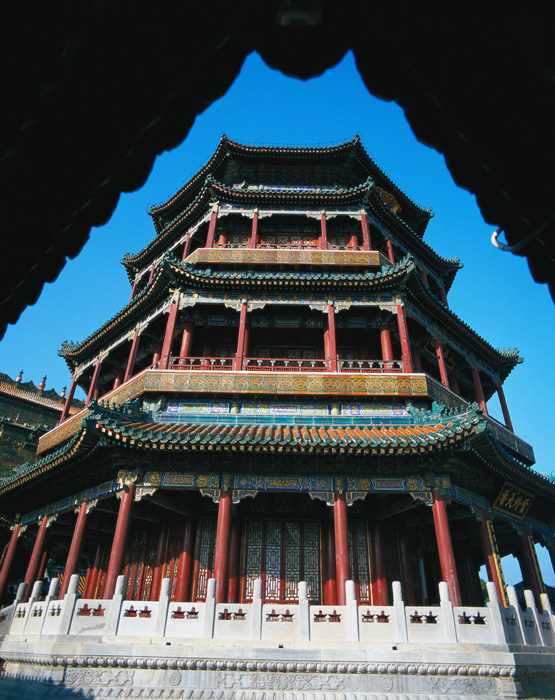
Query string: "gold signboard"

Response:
xmin=493 ymin=482 xmax=533 ymax=520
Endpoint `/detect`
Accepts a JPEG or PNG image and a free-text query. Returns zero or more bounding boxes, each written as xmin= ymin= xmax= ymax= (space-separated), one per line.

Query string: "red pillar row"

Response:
xmin=380 ymin=323 xmax=393 ymax=367
xmin=398 ymin=525 xmax=415 ymax=606
xmin=518 ymin=526 xmax=544 ymax=609
xmin=205 ymin=207 xmax=218 ymax=249
xmin=333 ymin=487 xmax=350 ymax=605
xmin=234 ymin=302 xmax=248 ymax=371
xmin=227 ymin=515 xmax=241 ymax=603
xmin=160 ymin=297 xmax=180 ymax=370
xmin=396 ymin=304 xmax=413 ymax=373
xmin=150 ymin=524 xmax=169 ymax=601
xmin=478 ymin=509 xmax=506 ymax=607
xmin=249 ymin=211 xmax=258 ymax=249
xmin=23 ymin=517 xmax=50 ymax=601
xmin=435 ymin=337 xmax=451 ymax=389
xmin=327 ymin=305 xmax=337 ymax=372
xmin=386 ymin=238 xmax=396 ymax=264
xmin=84 ymin=540 xmax=105 ymax=599
xmin=59 ymin=501 xmax=90 ymax=599
xmin=124 ymin=330 xmax=141 ymax=383
xmin=432 ymin=489 xmax=462 ymax=606
xmin=496 ymin=383 xmax=514 ymax=432
xmin=174 ymin=517 xmax=197 ymax=602
xmin=322 ymin=517 xmax=337 ymax=605
xmin=371 ymin=518 xmax=389 ymax=606
xmin=360 ymin=212 xmax=371 ymax=251
xmin=320 ymin=213 xmax=328 ymax=250
xmin=471 ymin=364 xmax=488 ymax=414
xmin=179 ymin=321 xmax=194 ymax=358
xmin=86 ymin=357 xmax=102 ymax=405
xmin=0 ymin=523 xmax=21 ymax=603
xmin=213 ymin=486 xmax=233 ymax=604
xmin=104 ymin=481 xmax=136 ymax=599
xmin=59 ymin=374 xmax=77 ymax=423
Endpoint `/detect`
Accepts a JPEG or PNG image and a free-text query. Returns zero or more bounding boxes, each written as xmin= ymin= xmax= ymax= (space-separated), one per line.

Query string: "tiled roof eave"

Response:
xmin=404 ymin=273 xmax=521 ymax=378
xmin=365 ymin=193 xmax=461 ymax=287
xmin=98 ymin=415 xmax=477 ymax=455
xmin=57 ymin=264 xmax=173 ymax=367
xmin=471 ymin=433 xmax=555 ymax=499
xmin=170 ymin=255 xmax=414 ymax=290
xmin=147 ymin=135 xmax=364 ymax=218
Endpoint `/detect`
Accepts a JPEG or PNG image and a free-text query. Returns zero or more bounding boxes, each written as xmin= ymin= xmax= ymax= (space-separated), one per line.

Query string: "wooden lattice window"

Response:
xmin=243 ymin=520 xmax=321 ymax=604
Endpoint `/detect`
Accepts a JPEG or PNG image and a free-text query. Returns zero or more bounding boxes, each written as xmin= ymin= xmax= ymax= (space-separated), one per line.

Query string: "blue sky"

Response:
xmin=1 ymin=52 xmax=553 ymax=585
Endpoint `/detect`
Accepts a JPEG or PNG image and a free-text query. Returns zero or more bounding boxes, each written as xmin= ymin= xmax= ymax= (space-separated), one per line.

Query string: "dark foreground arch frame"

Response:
xmin=1 ymin=2 xmax=554 ymax=338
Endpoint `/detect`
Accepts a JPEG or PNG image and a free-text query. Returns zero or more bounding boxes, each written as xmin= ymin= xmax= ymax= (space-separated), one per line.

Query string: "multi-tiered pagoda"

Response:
xmin=1 ymin=136 xmax=554 ymax=698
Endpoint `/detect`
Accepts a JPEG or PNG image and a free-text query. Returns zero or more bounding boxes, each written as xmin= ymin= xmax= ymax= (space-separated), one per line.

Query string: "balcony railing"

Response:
xmin=171 ymin=357 xmax=235 ymax=370
xmin=244 ymin=358 xmax=328 ymax=372
xmin=169 ymin=356 xmax=403 ymax=373
xmin=338 ymin=359 xmax=403 ymax=373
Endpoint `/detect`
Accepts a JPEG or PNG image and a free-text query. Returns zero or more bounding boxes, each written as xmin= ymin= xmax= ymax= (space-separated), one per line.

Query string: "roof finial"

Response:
xmin=39 ymin=375 xmax=46 ymax=392
xmin=15 ymin=370 xmax=23 ymax=383
xmin=61 ymin=385 xmax=67 ymax=399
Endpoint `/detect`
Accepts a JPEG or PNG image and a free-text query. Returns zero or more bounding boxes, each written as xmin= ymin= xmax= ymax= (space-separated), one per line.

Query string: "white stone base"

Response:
xmin=1 ymin=638 xmax=555 ymax=700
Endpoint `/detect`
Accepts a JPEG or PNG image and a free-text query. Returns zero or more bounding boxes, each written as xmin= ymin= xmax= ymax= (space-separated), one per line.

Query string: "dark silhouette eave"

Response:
xmin=2 ymin=5 xmax=554 ymax=340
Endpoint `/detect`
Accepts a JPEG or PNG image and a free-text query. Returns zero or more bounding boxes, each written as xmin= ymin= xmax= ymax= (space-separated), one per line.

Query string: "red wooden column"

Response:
xmin=333 ymin=481 xmax=350 ymax=605
xmin=59 ymin=374 xmax=77 ymax=423
xmin=213 ymin=484 xmax=233 ymax=604
xmin=478 ymin=509 xmax=507 ymax=607
xmin=432 ymin=489 xmax=462 ymax=606
xmin=151 ymin=343 xmax=162 ymax=367
xmin=104 ymin=477 xmax=137 ymax=599
xmin=205 ymin=206 xmax=219 ymax=249
xmin=471 ymin=364 xmax=488 ymax=414
xmin=86 ymin=357 xmax=102 ymax=405
xmin=360 ymin=212 xmax=372 ymax=251
xmin=59 ymin=501 xmax=90 ymax=598
xmin=456 ymin=539 xmax=483 ymax=607
xmin=396 ymin=303 xmax=413 ymax=373
xmin=227 ymin=511 xmax=241 ymax=603
xmin=398 ymin=525 xmax=415 ymax=606
xmin=421 ymin=268 xmax=429 ymax=287
xmin=150 ymin=524 xmax=168 ymax=601
xmin=129 ymin=276 xmax=139 ymax=302
xmin=439 ymin=283 xmax=449 ymax=307
xmin=84 ymin=540 xmax=104 ymax=599
xmin=234 ymin=302 xmax=248 ymax=371
xmin=322 ymin=515 xmax=337 ymax=605
xmin=0 ymin=521 xmax=22 ymax=603
xmin=23 ymin=517 xmax=50 ymax=601
xmin=179 ymin=321 xmax=194 ymax=359
xmin=249 ymin=210 xmax=258 ymax=249
xmin=182 ymin=235 xmax=192 ymax=260
xmin=496 ymin=383 xmax=514 ymax=432
xmin=371 ymin=518 xmax=389 ymax=606
xmin=112 ymin=369 xmax=124 ymax=391
xmin=449 ymin=373 xmax=461 ymax=396
xmin=124 ymin=330 xmax=141 ymax=383
xmin=320 ymin=213 xmax=328 ymax=250
xmin=411 ymin=345 xmax=423 ymax=372
xmin=174 ymin=517 xmax=197 ymax=602
xmin=435 ymin=337 xmax=451 ymax=389
xmin=160 ymin=296 xmax=180 ymax=370
xmin=380 ymin=322 xmax=394 ymax=368
xmin=386 ymin=238 xmax=396 ymax=264
xmin=518 ymin=526 xmax=544 ymax=608
xmin=327 ymin=304 xmax=337 ymax=371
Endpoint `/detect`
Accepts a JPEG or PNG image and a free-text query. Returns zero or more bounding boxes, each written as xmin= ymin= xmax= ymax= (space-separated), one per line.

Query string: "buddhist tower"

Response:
xmin=1 ymin=136 xmax=554 ymax=698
